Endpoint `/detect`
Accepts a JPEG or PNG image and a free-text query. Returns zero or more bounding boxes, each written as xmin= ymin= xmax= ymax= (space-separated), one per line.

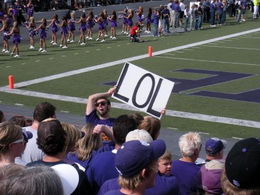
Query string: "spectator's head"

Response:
xmin=1 ymin=166 xmax=63 ymax=195
xmin=0 ymin=163 xmax=25 ymax=181
xmin=179 ymin=132 xmax=202 ymax=160
xmin=9 ymin=115 xmax=26 ymax=127
xmin=129 ymin=113 xmax=144 ymax=127
xmin=61 ymin=122 xmax=81 ymax=153
xmin=158 ymin=150 xmax=172 ymax=176
xmin=205 ymin=138 xmax=226 ymax=159
xmin=94 ymin=97 xmax=111 ymax=117
xmin=75 ymin=123 xmax=102 ymax=161
xmin=37 ymin=118 xmax=66 ymax=156
xmin=221 ymin=138 xmax=260 ymax=194
xmin=116 ymin=139 xmax=166 ymax=190
xmin=0 ymin=111 xmax=5 ymax=123
xmin=138 ymin=116 xmax=161 ymax=140
xmin=0 ymin=122 xmax=25 ymax=161
xmin=113 ymin=115 xmax=137 ymax=146
xmin=126 ymin=129 xmax=153 ymax=143
xmin=33 ymin=102 xmax=56 ymax=122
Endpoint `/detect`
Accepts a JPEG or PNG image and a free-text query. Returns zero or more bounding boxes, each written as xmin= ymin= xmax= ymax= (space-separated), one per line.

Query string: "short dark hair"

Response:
xmin=33 ymin=102 xmax=56 ymax=122
xmin=113 ymin=115 xmax=137 ymax=145
xmin=37 ymin=119 xmax=66 ymax=155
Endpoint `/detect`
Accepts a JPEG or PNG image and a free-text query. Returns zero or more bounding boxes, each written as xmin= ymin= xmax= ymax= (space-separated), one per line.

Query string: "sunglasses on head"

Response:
xmin=95 ymin=101 xmax=107 ymax=107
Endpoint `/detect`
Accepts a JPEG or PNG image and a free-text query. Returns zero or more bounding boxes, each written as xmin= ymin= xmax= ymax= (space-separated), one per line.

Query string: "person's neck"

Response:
xmin=0 ymin=154 xmax=15 ymax=166
xmin=31 ymin=120 xmax=40 ymax=130
xmin=98 ymin=114 xmax=110 ymax=120
xmin=120 ymin=186 xmax=145 ymax=195
xmin=180 ymin=156 xmax=196 ymax=163
xmin=43 ymin=152 xmax=67 ymax=162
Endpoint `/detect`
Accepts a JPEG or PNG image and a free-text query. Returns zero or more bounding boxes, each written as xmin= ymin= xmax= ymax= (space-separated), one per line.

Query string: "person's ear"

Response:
xmin=141 ymin=168 xmax=147 ymax=179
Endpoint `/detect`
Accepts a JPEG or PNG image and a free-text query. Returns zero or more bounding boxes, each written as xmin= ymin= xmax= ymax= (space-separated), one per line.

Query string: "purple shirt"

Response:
xmin=171 ymin=160 xmax=201 ymax=195
xmin=85 ymin=110 xmax=115 ymax=127
xmin=98 ymin=174 xmax=180 ymax=195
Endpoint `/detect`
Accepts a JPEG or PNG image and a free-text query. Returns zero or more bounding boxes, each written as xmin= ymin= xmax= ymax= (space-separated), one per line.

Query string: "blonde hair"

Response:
xmin=179 ymin=132 xmax=202 ymax=158
xmin=118 ymin=160 xmax=157 ymax=189
xmin=138 ymin=116 xmax=161 ymax=140
xmin=221 ymin=169 xmax=260 ymax=195
xmin=0 ymin=122 xmax=22 ymax=157
xmin=158 ymin=150 xmax=172 ymax=162
xmin=75 ymin=123 xmax=102 ymax=161
xmin=61 ymin=122 xmax=81 ymax=153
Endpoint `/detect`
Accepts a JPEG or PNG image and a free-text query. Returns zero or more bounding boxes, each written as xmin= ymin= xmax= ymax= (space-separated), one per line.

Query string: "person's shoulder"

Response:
xmin=104 ymin=189 xmax=124 ymax=195
xmin=26 ymin=160 xmax=44 ymax=167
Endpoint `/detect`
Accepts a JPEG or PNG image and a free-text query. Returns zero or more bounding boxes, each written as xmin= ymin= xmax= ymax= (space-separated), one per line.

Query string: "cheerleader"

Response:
xmin=119 ymin=8 xmax=128 ymax=34
xmin=108 ymin=10 xmax=117 ymax=39
xmin=0 ymin=16 xmax=10 ymax=53
xmin=145 ymin=8 xmax=152 ymax=33
xmin=67 ymin=11 xmax=76 ymax=43
xmin=95 ymin=12 xmax=105 ymax=42
xmin=136 ymin=6 xmax=144 ymax=26
xmin=7 ymin=21 xmax=21 ymax=57
xmin=26 ymin=0 xmax=34 ymax=21
xmin=102 ymin=9 xmax=108 ymax=37
xmin=86 ymin=11 xmax=94 ymax=40
xmin=59 ymin=16 xmax=68 ymax=49
xmin=76 ymin=12 xmax=87 ymax=46
xmin=47 ymin=14 xmax=59 ymax=45
xmin=25 ymin=16 xmax=36 ymax=49
xmin=126 ymin=9 xmax=134 ymax=35
xmin=34 ymin=18 xmax=47 ymax=53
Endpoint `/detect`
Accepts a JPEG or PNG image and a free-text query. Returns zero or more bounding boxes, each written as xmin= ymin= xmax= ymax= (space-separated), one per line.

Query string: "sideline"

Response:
xmin=0 ymin=88 xmax=259 ymax=128
xmin=1 ymin=28 xmax=260 ymax=128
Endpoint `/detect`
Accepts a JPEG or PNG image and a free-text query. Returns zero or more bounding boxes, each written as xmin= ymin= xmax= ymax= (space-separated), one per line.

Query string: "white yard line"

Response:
xmin=203 ymin=45 xmax=260 ymax=51
xmin=0 ymin=87 xmax=259 ymax=128
xmin=157 ymin=55 xmax=260 ymax=67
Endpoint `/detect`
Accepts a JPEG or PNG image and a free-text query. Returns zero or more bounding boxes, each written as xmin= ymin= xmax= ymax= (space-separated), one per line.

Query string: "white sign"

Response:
xmin=112 ymin=63 xmax=175 ymax=119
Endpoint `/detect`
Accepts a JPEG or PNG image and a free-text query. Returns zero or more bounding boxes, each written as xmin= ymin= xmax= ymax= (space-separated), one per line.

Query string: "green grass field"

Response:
xmin=1 ymin=14 xmax=260 ymax=138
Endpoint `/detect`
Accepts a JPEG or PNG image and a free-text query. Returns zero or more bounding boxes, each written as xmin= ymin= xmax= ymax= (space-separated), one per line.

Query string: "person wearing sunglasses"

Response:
xmin=0 ymin=122 xmax=32 ymax=167
xmin=85 ymin=86 xmax=117 ymax=141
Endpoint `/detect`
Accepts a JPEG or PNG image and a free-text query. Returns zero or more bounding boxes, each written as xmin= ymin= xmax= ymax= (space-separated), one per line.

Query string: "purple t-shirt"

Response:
xmin=85 ymin=110 xmax=115 ymax=126
xmin=98 ymin=174 xmax=180 ymax=195
xmin=104 ymin=190 xmax=125 ymax=195
xmin=171 ymin=160 xmax=201 ymax=195
xmin=86 ymin=150 xmax=119 ymax=194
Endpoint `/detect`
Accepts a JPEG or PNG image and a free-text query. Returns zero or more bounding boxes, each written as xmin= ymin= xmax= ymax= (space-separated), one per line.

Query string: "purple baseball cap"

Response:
xmin=22 ymin=130 xmax=33 ymax=143
xmin=225 ymin=138 xmax=260 ymax=189
xmin=205 ymin=138 xmax=226 ymax=155
xmin=115 ymin=139 xmax=166 ymax=178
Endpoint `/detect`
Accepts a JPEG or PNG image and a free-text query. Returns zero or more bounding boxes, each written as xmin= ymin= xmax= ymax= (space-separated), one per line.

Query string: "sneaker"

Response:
xmin=10 ymin=52 xmax=14 ymax=56
xmin=2 ymin=49 xmax=5 ymax=53
xmin=80 ymin=42 xmax=86 ymax=46
xmin=51 ymin=40 xmax=54 ymax=44
xmin=62 ymin=46 xmax=68 ymax=49
xmin=104 ymin=34 xmax=108 ymax=37
xmin=96 ymin=38 xmax=100 ymax=41
xmin=88 ymin=37 xmax=93 ymax=40
xmin=100 ymin=39 xmax=105 ymax=42
xmin=41 ymin=49 xmax=47 ymax=53
xmin=39 ymin=48 xmax=43 ymax=52
xmin=5 ymin=50 xmax=9 ymax=54
xmin=112 ymin=37 xmax=116 ymax=40
xmin=67 ymin=39 xmax=70 ymax=42
xmin=59 ymin=44 xmax=63 ymax=48
xmin=242 ymin=19 xmax=246 ymax=22
xmin=52 ymin=42 xmax=57 ymax=46
xmin=110 ymin=36 xmax=113 ymax=39
xmin=70 ymin=40 xmax=75 ymax=43
xmin=14 ymin=54 xmax=20 ymax=58
xmin=29 ymin=45 xmax=35 ymax=49
xmin=86 ymin=36 xmax=89 ymax=39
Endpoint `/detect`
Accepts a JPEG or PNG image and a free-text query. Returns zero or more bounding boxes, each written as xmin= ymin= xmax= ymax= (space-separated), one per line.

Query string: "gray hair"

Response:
xmin=179 ymin=132 xmax=202 ymax=157
xmin=1 ymin=166 xmax=63 ymax=195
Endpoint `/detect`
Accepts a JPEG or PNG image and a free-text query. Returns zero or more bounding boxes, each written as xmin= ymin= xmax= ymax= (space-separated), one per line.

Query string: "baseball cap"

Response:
xmin=22 ymin=130 xmax=33 ymax=143
xmin=205 ymin=138 xmax=226 ymax=155
xmin=115 ymin=139 xmax=166 ymax=178
xmin=125 ymin=129 xmax=153 ymax=143
xmin=51 ymin=164 xmax=79 ymax=195
xmin=225 ymin=138 xmax=260 ymax=189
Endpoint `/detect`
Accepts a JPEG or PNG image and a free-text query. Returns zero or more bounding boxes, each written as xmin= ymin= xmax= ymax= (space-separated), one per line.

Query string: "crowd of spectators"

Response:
xmin=1 ymin=87 xmax=260 ymax=194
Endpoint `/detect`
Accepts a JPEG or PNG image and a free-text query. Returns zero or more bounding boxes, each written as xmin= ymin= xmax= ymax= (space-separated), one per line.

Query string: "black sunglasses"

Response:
xmin=95 ymin=101 xmax=107 ymax=107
